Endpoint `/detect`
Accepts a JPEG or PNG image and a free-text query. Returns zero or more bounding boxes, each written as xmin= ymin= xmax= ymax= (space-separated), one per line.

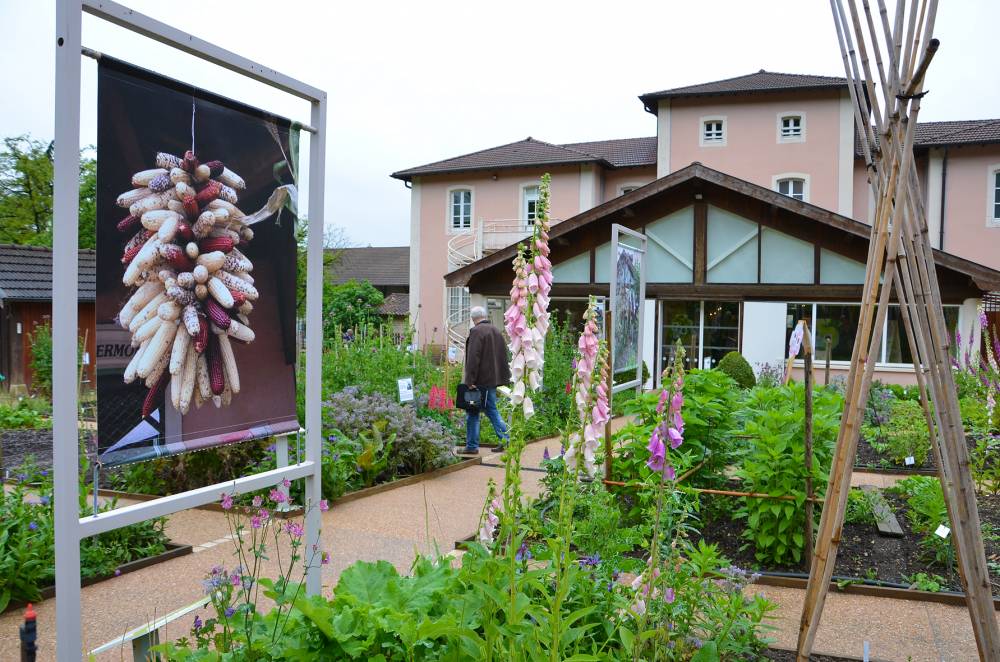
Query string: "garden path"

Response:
xmin=0 ymin=418 xmax=980 ymax=661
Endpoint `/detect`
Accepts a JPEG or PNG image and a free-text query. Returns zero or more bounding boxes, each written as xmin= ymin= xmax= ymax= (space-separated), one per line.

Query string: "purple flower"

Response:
xmin=285 ymin=521 xmax=304 ymax=538
xmin=40 ymin=470 xmax=48 ymax=477
xmin=646 ymin=431 xmax=666 ymax=472
xmin=224 ymin=607 xmax=235 ymax=618
xmin=252 ymin=495 xmax=263 ymax=508
xmin=28 ymin=521 xmax=37 ymax=531
xmin=230 ymin=574 xmax=240 ymax=587
xmin=321 ymin=551 xmax=330 ymax=565
xmin=542 ymin=447 xmax=550 ymax=461
xmin=579 ymin=553 xmax=601 ymax=568
xmin=269 ymin=489 xmax=287 ymax=504
xmin=515 ymin=542 xmax=532 ymax=562
xmin=319 ymin=499 xmax=329 ymax=512
xmin=663 ymin=465 xmax=676 ymax=481
xmin=666 ymin=427 xmax=683 ymax=449
xmin=193 ymin=615 xmax=203 ymax=630
xmin=664 ymin=586 xmax=675 ymax=604
xmin=282 ymin=478 xmax=291 ymax=489
xmin=220 ymin=493 xmax=234 ymax=510
xmin=39 ymin=496 xmax=50 ymax=506
xmin=250 ymin=515 xmax=263 ymax=529
xmin=114 ymin=568 xmax=121 ymax=576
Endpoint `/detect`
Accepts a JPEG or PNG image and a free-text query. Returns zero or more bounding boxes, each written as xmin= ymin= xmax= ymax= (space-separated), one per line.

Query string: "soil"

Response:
xmin=697 ymin=491 xmax=1000 ymax=597
xmin=853 ymin=433 xmax=982 ymax=473
xmin=761 ymin=650 xmax=857 ymax=662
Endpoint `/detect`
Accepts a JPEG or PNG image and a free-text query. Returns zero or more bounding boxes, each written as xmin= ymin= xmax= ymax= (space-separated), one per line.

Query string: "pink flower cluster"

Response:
xmin=564 ymin=301 xmax=609 ymax=477
xmin=504 ymin=177 xmax=553 ymax=419
xmin=428 ymin=384 xmax=454 ymax=411
xmin=479 ymin=496 xmax=501 ymax=546
xmin=647 ymin=371 xmax=685 ymax=481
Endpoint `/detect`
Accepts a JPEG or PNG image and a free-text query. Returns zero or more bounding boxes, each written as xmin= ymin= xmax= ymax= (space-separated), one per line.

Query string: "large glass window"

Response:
xmin=885 ymin=305 xmax=960 ymax=364
xmin=523 ymin=185 xmax=539 ymax=225
xmin=447 ymin=286 xmax=470 ymax=324
xmin=993 ymin=169 xmax=1000 ymax=223
xmin=660 ymin=300 xmax=740 ymax=373
xmin=450 ymin=189 xmax=472 ymax=230
xmin=815 ymin=304 xmax=863 ymax=361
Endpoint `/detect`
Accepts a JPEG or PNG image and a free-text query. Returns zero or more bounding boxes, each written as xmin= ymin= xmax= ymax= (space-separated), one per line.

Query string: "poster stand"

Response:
xmin=53 ymin=2 xmax=327 ymax=659
xmin=609 ymin=224 xmax=646 ymax=394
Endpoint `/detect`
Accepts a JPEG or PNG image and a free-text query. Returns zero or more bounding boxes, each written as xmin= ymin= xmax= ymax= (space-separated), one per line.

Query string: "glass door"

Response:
xmin=659 ymin=300 xmax=741 ymax=375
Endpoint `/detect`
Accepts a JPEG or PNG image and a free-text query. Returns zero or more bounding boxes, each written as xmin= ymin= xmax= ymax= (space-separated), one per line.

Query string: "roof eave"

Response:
xmin=639 ymin=84 xmax=849 ymax=114
xmin=391 ymin=157 xmax=612 ymax=182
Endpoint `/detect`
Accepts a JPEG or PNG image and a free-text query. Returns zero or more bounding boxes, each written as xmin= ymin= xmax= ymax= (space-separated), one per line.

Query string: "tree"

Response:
xmin=0 ymin=135 xmax=96 ymax=249
xmin=295 ymin=218 xmax=351 ymax=316
xmin=325 ymin=279 xmax=385 ymax=334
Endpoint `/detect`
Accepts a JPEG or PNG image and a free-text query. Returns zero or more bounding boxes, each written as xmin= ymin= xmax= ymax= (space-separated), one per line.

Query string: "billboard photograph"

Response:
xmin=95 ymin=57 xmax=300 ymax=467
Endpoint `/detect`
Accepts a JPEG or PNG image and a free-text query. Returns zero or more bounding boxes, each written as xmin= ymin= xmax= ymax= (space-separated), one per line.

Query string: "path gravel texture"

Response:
xmin=0 ymin=418 xmax=990 ymax=661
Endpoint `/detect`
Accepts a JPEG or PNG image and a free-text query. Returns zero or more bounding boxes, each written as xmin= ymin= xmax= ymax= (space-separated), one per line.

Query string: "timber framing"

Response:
xmin=445 ymin=162 xmax=1000 ymax=301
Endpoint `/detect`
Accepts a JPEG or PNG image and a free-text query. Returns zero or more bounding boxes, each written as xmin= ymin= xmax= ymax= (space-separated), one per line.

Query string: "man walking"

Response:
xmin=459 ymin=306 xmax=510 ymax=455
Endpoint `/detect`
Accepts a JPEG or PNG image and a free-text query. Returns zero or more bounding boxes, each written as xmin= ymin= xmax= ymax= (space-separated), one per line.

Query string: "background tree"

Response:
xmin=0 ymin=135 xmax=96 ymax=249
xmin=325 ymin=279 xmax=385 ymax=334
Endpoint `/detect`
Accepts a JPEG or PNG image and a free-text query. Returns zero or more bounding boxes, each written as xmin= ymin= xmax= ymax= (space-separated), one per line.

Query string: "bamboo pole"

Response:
xmin=803 ymin=325 xmax=815 ymax=565
xmin=824 ymin=335 xmax=832 ymax=386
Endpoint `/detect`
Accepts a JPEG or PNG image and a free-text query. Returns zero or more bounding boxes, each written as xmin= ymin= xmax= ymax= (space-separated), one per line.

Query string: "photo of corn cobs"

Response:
xmin=115 ymin=150 xmax=267 ymax=417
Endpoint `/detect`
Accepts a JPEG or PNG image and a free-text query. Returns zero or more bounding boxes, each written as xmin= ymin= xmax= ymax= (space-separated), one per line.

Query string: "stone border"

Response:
xmin=853 ymin=464 xmax=937 ymax=476
xmin=1 ymin=541 xmax=192 ymax=615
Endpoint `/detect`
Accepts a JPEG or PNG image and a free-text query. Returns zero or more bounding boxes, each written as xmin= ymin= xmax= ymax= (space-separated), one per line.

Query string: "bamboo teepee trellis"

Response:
xmin=797 ymin=1 xmax=1000 ymax=660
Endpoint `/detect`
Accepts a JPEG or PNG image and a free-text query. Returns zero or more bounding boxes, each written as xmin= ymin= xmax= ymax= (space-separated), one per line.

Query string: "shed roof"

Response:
xmin=326 ymin=246 xmax=409 ymax=287
xmin=378 ymin=292 xmax=410 ymax=316
xmin=0 ymin=244 xmax=96 ymax=303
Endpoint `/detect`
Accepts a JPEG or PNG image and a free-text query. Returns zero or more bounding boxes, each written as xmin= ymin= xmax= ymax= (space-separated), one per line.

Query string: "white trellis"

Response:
xmin=52 ymin=2 xmax=327 ymax=659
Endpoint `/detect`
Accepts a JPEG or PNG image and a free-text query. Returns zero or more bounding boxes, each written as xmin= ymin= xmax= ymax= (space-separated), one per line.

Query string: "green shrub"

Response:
xmin=0 ymin=402 xmax=49 ymax=429
xmin=890 ymin=475 xmax=954 ymax=569
xmin=717 ymin=351 xmax=756 ymax=389
xmin=960 ymin=396 xmax=991 ymax=434
xmin=324 ymin=279 xmax=385 ymax=333
xmin=844 ymin=488 xmax=877 ymax=525
xmin=734 ymin=383 xmax=842 ymax=565
xmin=882 ymin=399 xmax=931 ymax=466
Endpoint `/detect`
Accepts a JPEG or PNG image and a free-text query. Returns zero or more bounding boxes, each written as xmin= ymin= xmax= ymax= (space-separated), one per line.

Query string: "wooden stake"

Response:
xmin=803 ymin=324 xmax=815 ymax=565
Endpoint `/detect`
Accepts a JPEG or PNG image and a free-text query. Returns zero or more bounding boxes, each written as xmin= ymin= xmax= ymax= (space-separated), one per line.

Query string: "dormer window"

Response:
xmin=777 ymin=112 xmax=806 ymax=143
xmin=702 ymin=119 xmax=725 ymax=144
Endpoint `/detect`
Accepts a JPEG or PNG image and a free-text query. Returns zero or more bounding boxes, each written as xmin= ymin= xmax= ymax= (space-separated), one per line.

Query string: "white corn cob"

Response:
xmin=207 ymin=199 xmax=244 ymax=219
xmin=193 ymin=164 xmax=211 ymax=183
xmin=221 ymin=384 xmax=232 ymax=407
xmin=170 ymin=372 xmax=182 ymax=410
xmin=117 ymin=187 xmax=150 ymax=208
xmin=214 ymin=182 xmax=239 ymax=204
xmin=197 ymin=251 xmax=226 ymax=272
xmin=132 ymin=314 xmax=163 ymax=347
xmin=169 ymin=167 xmax=192 ymax=185
xmin=129 ymin=192 xmax=173 ymax=217
xmin=144 ymin=350 xmax=170 ymax=387
xmin=158 ymin=301 xmax=180 ymax=321
xmin=185 ymin=242 xmax=199 ymax=260
xmin=222 ymin=254 xmax=252 ymax=273
xmin=217 ymin=167 xmax=245 ymax=191
xmin=132 ymin=169 xmax=168 ymax=187
xmin=123 ymin=237 xmax=162 ymax=286
xmin=137 ymin=319 xmax=177 ymax=378
xmin=196 ymin=354 xmax=211 ymax=400
xmin=182 ymin=304 xmax=201 ymax=336
xmin=167 ymin=199 xmax=186 ymax=215
xmin=234 ymin=271 xmax=254 ymax=285
xmin=156 ymin=152 xmax=183 ymax=170
xmin=123 ymin=340 xmax=149 ymax=384
xmin=157 ymin=213 xmax=180 ymax=242
xmin=192 ymin=264 xmax=209 ymax=284
xmin=238 ymin=301 xmax=253 ymax=316
xmin=207 ymin=277 xmax=235 ymax=308
xmin=210 ymin=207 xmax=230 ymax=223
xmin=180 ymin=347 xmax=197 ymax=414
xmin=169 ymin=325 xmax=192 ymax=374
xmin=195 ymin=284 xmax=208 ymax=300
xmin=140 ymin=209 xmax=181 ymax=232
xmin=217 ymin=334 xmax=240 ymax=394
xmin=174 ymin=181 xmax=196 ymax=199
xmin=217 ymin=271 xmax=258 ymax=300
xmin=226 ymin=319 xmax=255 ymax=343
xmin=177 ymin=272 xmax=195 ymax=288
xmin=240 ymin=227 xmax=254 ymax=242
xmin=193 ymin=211 xmax=215 ymax=239
xmin=119 ymin=281 xmax=161 ymax=328
xmin=194 ymin=387 xmax=204 ymax=409
xmin=208 ymin=227 xmax=241 ymax=243
xmin=158 ymin=268 xmax=177 ymax=283
xmin=129 ymin=292 xmax=168 ymax=333
xmin=166 ymin=284 xmax=195 ymax=306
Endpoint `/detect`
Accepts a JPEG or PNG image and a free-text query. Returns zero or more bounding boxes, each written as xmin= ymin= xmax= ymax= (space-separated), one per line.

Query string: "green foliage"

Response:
xmin=108 ymin=440 xmax=269 ymax=496
xmin=356 ymin=420 xmax=395 ymax=487
xmin=0 ymin=456 xmax=168 ymax=612
xmin=865 ymin=398 xmax=931 ymax=467
xmin=320 ymin=326 xmax=442 ymax=401
xmin=0 ymin=136 xmax=96 ymax=248
xmin=890 ymin=476 xmax=954 ymax=569
xmin=0 ymin=401 xmax=49 ymax=429
xmin=960 ymin=396 xmax=991 ymax=434
xmin=903 ymin=572 xmax=946 ymax=592
xmin=25 ymin=322 xmax=84 ymax=397
xmin=735 ymin=383 xmax=842 ymax=565
xmin=716 ymin=352 xmax=756 ymax=389
xmin=844 ymin=489 xmax=876 ymax=525
xmin=326 ymin=279 xmax=385 ymax=332
xmin=971 ymin=436 xmax=1000 ymax=496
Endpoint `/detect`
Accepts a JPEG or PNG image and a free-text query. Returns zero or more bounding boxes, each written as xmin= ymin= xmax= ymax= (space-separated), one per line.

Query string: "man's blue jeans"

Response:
xmin=465 ymin=387 xmax=508 ymax=451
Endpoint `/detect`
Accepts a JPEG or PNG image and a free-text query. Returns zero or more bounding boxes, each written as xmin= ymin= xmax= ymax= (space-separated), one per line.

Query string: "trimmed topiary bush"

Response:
xmin=717 ymin=351 xmax=756 ymax=389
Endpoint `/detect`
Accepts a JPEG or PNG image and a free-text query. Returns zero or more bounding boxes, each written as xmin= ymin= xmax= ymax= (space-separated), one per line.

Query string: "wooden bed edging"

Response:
xmin=757 ymin=571 xmax=1000 ymax=610
xmin=1 ymin=541 xmax=193 ymax=615
xmin=329 ymin=456 xmax=483 ymax=505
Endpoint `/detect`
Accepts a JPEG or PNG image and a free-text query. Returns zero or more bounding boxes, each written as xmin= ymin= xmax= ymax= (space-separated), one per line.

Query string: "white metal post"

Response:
xmin=303 ymin=94 xmax=327 ymax=596
xmin=53 ymin=2 xmax=84 ymax=660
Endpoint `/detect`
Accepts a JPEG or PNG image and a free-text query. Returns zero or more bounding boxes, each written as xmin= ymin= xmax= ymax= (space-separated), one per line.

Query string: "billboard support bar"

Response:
xmin=609 ymin=224 xmax=647 ymax=394
xmin=54 ymin=1 xmax=327 ymax=658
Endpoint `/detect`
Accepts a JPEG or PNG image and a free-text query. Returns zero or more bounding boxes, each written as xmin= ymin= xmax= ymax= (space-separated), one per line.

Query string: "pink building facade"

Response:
xmin=392 ymin=71 xmax=1000 ymax=383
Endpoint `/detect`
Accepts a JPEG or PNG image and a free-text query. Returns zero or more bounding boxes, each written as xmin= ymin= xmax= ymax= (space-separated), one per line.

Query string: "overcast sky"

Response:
xmin=2 ymin=0 xmax=998 ymax=248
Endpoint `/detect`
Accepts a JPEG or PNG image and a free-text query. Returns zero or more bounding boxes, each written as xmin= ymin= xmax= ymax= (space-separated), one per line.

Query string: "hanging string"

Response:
xmin=190 ymin=99 xmax=196 ymax=154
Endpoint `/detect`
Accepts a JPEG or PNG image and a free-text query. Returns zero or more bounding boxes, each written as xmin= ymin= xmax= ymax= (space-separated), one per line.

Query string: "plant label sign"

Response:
xmin=935 ymin=524 xmax=951 ymax=539
xmin=397 ymin=377 xmax=414 ymax=403
xmin=904 ymin=455 xmax=915 ymax=466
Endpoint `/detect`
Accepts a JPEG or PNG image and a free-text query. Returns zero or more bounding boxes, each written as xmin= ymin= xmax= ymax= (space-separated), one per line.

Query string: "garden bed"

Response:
xmin=1 ymin=541 xmax=192 ymax=615
xmin=697 ymin=490 xmax=1000 ymax=598
xmin=762 ymin=649 xmax=865 ymax=662
xmin=853 ymin=434 xmax=978 ymax=475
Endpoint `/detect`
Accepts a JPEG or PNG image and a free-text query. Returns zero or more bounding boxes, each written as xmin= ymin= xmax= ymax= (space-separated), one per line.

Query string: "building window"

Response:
xmin=702 ymin=119 xmax=725 ymax=144
xmin=450 ymin=189 xmax=472 ymax=230
xmin=620 ymin=185 xmax=640 ymax=196
xmin=777 ymin=113 xmax=806 ymax=142
xmin=776 ymin=177 xmax=807 ymax=201
xmin=447 ymin=286 xmax=470 ymax=324
xmin=660 ymin=300 xmax=740 ymax=373
xmin=989 ymin=166 xmax=1000 ymax=226
xmin=523 ymin=185 xmax=539 ymax=225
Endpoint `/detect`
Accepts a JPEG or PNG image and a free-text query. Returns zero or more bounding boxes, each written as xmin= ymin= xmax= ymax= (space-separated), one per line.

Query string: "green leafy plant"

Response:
xmin=325 ymin=278 xmax=385 ymax=333
xmin=903 ymin=572 xmax=946 ymax=592
xmin=971 ymin=436 xmax=1000 ymax=496
xmin=734 ymin=383 xmax=842 ymax=565
xmin=844 ymin=488 xmax=877 ymax=525
xmin=0 ymin=402 xmax=49 ymax=429
xmin=890 ymin=475 xmax=954 ymax=570
xmin=865 ymin=398 xmax=931 ymax=467
xmin=356 ymin=420 xmax=395 ymax=487
xmin=716 ymin=352 xmax=756 ymax=389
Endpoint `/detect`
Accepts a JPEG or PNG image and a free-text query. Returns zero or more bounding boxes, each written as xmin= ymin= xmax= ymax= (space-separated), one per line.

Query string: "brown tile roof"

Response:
xmin=0 ymin=244 xmax=95 ymax=302
xmin=391 ymin=137 xmax=605 ymax=180
xmin=915 ymin=119 xmax=1000 ymax=146
xmin=560 ymin=136 xmax=657 ymax=168
xmin=640 ymin=70 xmax=847 ymax=108
xmin=378 ymin=292 xmax=409 ymax=316
xmin=326 ymin=246 xmax=409 ymax=287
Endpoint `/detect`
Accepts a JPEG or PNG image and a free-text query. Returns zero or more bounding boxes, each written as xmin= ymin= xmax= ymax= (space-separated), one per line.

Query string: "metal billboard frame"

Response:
xmin=53 ymin=2 xmax=327 ymax=658
xmin=609 ymin=224 xmax=646 ymax=394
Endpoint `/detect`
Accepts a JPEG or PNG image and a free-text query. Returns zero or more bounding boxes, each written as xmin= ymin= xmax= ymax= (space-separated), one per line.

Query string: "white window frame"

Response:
xmin=786 ymin=302 xmax=960 ymax=369
xmin=699 ymin=115 xmax=727 ymax=147
xmin=618 ymin=183 xmax=645 ymax=196
xmin=447 ymin=186 xmax=474 ymax=233
xmin=776 ymin=111 xmax=807 ymax=143
xmin=446 ymin=285 xmax=471 ymax=324
xmin=772 ymin=173 xmax=810 ymax=203
xmin=987 ymin=164 xmax=1000 ymax=227
xmin=521 ymin=183 xmax=540 ymax=226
